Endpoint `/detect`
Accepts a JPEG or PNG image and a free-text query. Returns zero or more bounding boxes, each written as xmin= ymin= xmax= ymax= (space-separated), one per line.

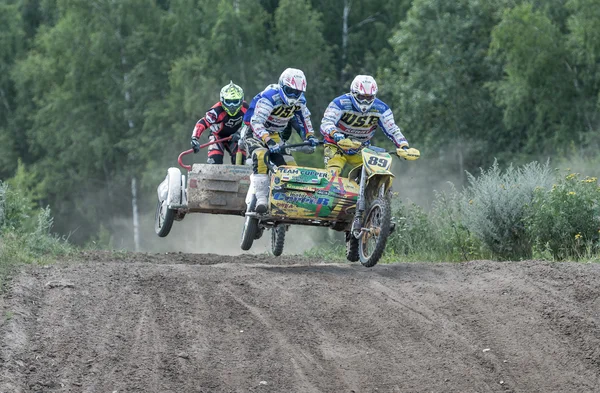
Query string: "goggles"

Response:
xmin=223 ymin=98 xmax=242 ymax=107
xmin=282 ymin=85 xmax=303 ymax=99
xmin=355 ymin=93 xmax=375 ymax=104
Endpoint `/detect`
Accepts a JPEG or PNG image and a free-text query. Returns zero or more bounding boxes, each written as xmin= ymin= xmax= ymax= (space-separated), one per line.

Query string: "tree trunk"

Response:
xmin=341 ymin=0 xmax=351 ymax=85
xmin=131 ymin=177 xmax=140 ymax=252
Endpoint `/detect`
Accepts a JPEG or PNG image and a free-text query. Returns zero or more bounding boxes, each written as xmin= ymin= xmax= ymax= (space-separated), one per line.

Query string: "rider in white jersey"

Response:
xmin=243 ymin=68 xmax=318 ymax=213
xmin=320 ymin=75 xmax=420 ymax=176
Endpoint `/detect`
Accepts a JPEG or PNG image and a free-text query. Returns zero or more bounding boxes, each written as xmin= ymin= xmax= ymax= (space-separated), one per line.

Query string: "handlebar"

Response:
xmin=263 ymin=140 xmax=324 ymax=172
xmin=178 ymin=136 xmax=233 ymax=171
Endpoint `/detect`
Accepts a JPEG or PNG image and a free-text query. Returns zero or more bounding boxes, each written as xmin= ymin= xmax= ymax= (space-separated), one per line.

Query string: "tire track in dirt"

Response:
xmin=1 ymin=253 xmax=599 ymax=393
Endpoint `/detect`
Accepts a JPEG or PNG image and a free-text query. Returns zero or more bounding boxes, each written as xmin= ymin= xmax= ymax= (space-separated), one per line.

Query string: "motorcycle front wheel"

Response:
xmin=155 ymin=199 xmax=175 ymax=237
xmin=358 ymin=196 xmax=392 ymax=267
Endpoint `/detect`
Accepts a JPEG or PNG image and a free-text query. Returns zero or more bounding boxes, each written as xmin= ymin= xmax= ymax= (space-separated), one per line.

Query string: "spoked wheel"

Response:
xmin=241 ymin=195 xmax=259 ymax=251
xmin=358 ymin=196 xmax=392 ymax=267
xmin=345 ymin=231 xmax=359 ymax=262
xmin=240 ymin=216 xmax=259 ymax=251
xmin=155 ymin=199 xmax=175 ymax=237
xmin=271 ymin=225 xmax=286 ymax=256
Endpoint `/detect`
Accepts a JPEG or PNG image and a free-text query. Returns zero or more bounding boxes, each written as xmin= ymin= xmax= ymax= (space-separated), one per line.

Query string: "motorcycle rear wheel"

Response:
xmin=271 ymin=225 xmax=286 ymax=256
xmin=358 ymin=196 xmax=391 ymax=267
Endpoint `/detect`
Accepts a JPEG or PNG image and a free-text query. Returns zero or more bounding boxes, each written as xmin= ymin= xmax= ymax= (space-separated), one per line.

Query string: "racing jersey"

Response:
xmin=320 ymin=93 xmax=408 ymax=151
xmin=244 ymin=84 xmax=314 ymax=142
xmin=192 ymin=101 xmax=249 ymax=139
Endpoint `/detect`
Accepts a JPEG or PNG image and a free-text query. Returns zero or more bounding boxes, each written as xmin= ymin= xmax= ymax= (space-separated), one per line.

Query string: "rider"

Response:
xmin=243 ymin=68 xmax=319 ymax=213
xmin=191 ymin=81 xmax=248 ymax=164
xmin=320 ymin=75 xmax=420 ymax=177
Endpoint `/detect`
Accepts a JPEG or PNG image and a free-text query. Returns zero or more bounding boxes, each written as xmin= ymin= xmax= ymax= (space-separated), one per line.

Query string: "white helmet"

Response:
xmin=278 ymin=68 xmax=307 ymax=106
xmin=350 ymin=75 xmax=378 ymax=112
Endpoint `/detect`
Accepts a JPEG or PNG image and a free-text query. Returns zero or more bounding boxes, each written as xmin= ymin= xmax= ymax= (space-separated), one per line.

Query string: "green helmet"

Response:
xmin=220 ymin=81 xmax=244 ymax=116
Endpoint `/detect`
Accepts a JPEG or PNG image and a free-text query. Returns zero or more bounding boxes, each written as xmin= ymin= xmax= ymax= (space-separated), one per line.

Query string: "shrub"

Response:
xmin=0 ymin=181 xmax=72 ymax=289
xmin=462 ymin=160 xmax=554 ymax=260
xmin=429 ymin=186 xmax=481 ymax=261
xmin=387 ymin=200 xmax=436 ymax=257
xmin=527 ymin=173 xmax=600 ymax=260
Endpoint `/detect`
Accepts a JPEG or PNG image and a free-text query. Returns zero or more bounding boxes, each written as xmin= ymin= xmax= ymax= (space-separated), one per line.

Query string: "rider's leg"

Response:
xmin=227 ymin=141 xmax=247 ymax=165
xmin=324 ymin=144 xmax=348 ymax=177
xmin=283 ymin=154 xmax=297 ymax=166
xmin=251 ymin=148 xmax=270 ymax=213
xmin=207 ymin=135 xmax=224 ymax=164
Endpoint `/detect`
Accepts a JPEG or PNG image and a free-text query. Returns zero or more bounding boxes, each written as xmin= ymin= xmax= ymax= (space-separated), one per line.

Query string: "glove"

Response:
xmin=333 ymin=132 xmax=345 ymax=143
xmin=230 ymin=132 xmax=241 ymax=143
xmin=191 ymin=137 xmax=201 ymax=153
xmin=397 ymin=146 xmax=420 ymax=161
xmin=266 ymin=139 xmax=281 ymax=154
xmin=306 ymin=135 xmax=319 ymax=147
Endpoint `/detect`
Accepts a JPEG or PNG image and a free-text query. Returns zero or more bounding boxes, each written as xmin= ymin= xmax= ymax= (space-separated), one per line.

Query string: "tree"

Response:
xmin=381 ymin=0 xmax=508 ymax=179
xmin=488 ymin=3 xmax=578 ymax=155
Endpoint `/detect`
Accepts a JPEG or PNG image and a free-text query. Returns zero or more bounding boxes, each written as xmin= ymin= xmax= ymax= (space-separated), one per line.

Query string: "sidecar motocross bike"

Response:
xmin=155 ymin=136 xmax=251 ymax=237
xmin=241 ymin=140 xmax=417 ymax=267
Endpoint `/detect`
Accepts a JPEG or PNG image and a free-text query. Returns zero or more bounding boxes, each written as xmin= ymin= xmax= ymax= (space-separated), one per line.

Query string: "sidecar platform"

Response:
xmin=183 ymin=164 xmax=251 ymax=215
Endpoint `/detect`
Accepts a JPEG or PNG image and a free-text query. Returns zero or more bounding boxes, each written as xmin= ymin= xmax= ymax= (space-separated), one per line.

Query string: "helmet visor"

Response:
xmin=355 ymin=94 xmax=375 ymax=105
xmin=224 ymin=98 xmax=242 ymax=107
xmin=282 ymin=85 xmax=303 ymax=99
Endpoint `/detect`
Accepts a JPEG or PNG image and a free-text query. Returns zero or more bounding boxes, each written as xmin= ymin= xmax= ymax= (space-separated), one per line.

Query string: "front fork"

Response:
xmin=352 ymin=165 xmax=368 ymax=238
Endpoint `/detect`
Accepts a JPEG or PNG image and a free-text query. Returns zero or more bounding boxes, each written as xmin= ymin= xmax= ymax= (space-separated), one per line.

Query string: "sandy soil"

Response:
xmin=1 ymin=252 xmax=599 ymax=392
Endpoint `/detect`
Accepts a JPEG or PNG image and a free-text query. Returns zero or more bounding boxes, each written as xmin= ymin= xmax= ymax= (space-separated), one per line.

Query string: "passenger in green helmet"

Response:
xmin=190 ymin=81 xmax=249 ymax=164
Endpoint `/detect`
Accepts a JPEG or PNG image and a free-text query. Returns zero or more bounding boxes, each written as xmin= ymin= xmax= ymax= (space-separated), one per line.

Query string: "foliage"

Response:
xmin=0 ymin=180 xmax=72 ymax=289
xmin=463 ymin=160 xmax=554 ymax=259
xmin=1 ymin=0 xmax=600 ymax=250
xmin=527 ymin=173 xmax=600 ymax=260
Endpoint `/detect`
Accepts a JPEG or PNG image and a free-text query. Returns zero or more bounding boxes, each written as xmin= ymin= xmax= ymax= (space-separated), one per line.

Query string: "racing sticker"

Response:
xmin=206 ymin=109 xmax=219 ymax=124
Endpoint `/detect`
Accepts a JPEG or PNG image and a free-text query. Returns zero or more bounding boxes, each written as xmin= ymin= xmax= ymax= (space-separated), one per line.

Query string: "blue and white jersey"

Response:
xmin=320 ymin=93 xmax=408 ymax=149
xmin=244 ymin=84 xmax=314 ymax=141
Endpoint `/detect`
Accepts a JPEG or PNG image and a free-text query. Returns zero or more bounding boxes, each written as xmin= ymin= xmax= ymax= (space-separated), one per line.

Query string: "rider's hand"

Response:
xmin=230 ymin=132 xmax=241 ymax=143
xmin=306 ymin=135 xmax=319 ymax=147
xmin=191 ymin=137 xmax=201 ymax=153
xmin=397 ymin=146 xmax=420 ymax=161
xmin=333 ymin=132 xmax=345 ymax=143
xmin=266 ymin=139 xmax=281 ymax=154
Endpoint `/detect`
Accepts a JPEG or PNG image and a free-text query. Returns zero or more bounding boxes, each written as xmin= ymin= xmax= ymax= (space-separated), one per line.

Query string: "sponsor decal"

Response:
xmin=340 ymin=113 xmax=379 ymax=128
xmin=273 ymin=192 xmax=330 ymax=206
xmin=225 ymin=117 xmax=242 ymax=127
xmin=278 ymin=167 xmax=328 ymax=178
xmin=206 ymin=109 xmax=218 ymax=124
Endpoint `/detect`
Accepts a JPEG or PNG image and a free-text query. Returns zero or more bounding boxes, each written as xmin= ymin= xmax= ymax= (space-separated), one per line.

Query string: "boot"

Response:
xmin=252 ymin=174 xmax=270 ymax=214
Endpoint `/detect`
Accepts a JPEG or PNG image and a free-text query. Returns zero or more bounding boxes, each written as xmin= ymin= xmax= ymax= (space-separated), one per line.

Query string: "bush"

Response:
xmin=527 ymin=173 xmax=600 ymax=260
xmin=0 ymin=181 xmax=72 ymax=289
xmin=462 ymin=160 xmax=554 ymax=260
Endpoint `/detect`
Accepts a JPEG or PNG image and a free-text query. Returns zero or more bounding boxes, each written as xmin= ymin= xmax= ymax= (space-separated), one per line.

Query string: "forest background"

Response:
xmin=1 ymin=0 xmax=599 ymax=254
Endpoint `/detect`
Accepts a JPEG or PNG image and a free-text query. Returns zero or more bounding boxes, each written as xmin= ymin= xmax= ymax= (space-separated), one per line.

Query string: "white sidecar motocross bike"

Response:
xmin=241 ymin=139 xmax=420 ymax=267
xmin=154 ymin=136 xmax=251 ymax=237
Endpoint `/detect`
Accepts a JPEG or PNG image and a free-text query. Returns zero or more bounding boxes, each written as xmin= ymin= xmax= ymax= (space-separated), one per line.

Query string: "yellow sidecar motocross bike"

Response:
xmin=240 ymin=140 xmax=418 ymax=267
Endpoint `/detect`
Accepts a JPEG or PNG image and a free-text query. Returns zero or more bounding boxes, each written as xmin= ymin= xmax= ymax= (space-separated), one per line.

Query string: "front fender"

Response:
xmin=158 ymin=167 xmax=183 ymax=207
xmin=367 ymin=173 xmax=394 ymax=195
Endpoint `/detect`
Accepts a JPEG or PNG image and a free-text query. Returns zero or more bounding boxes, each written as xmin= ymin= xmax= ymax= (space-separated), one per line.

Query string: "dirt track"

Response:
xmin=1 ymin=252 xmax=599 ymax=393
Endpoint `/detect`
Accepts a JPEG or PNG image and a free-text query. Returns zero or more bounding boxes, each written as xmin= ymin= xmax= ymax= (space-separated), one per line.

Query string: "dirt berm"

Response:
xmin=1 ymin=252 xmax=599 ymax=392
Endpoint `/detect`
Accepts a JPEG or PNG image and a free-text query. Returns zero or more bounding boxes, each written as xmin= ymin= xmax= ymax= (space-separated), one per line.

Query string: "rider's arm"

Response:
xmin=320 ymin=101 xmax=344 ymax=138
xmin=250 ymin=97 xmax=275 ymax=142
xmin=192 ymin=106 xmax=224 ymax=138
xmin=293 ymin=104 xmax=315 ymax=139
xmin=378 ymin=107 xmax=409 ymax=148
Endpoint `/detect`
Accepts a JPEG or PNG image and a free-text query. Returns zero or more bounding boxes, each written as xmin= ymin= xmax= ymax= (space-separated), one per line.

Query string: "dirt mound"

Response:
xmin=1 ymin=252 xmax=599 ymax=392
